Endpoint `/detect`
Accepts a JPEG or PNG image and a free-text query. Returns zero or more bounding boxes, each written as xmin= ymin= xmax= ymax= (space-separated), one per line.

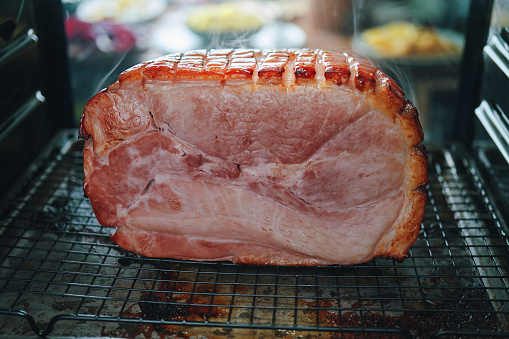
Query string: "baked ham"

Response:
xmin=79 ymin=49 xmax=427 ymax=266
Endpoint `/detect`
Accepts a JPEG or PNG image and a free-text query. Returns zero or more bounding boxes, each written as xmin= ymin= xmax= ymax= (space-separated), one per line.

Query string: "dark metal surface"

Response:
xmin=0 ymin=0 xmax=73 ymax=202
xmin=474 ymin=142 xmax=509 ymax=241
xmin=475 ymin=31 xmax=509 ymax=166
xmin=481 ymin=33 xmax=509 ymax=122
xmin=455 ymin=0 xmax=494 ymax=146
xmin=1 ymin=134 xmax=509 ymax=338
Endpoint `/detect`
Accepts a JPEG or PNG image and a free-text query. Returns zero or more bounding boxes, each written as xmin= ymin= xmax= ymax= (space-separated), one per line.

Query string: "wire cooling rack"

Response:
xmin=1 ymin=136 xmax=509 ymax=338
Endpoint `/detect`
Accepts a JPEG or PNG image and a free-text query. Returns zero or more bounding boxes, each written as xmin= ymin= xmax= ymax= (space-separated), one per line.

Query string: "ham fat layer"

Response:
xmin=79 ymin=49 xmax=427 ymax=265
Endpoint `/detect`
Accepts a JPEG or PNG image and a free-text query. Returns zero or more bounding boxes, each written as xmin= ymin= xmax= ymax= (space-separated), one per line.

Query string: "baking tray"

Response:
xmin=1 ymin=131 xmax=509 ymax=338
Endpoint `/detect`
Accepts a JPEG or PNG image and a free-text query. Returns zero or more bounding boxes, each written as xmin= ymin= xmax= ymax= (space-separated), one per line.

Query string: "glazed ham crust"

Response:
xmin=79 ymin=49 xmax=427 ymax=265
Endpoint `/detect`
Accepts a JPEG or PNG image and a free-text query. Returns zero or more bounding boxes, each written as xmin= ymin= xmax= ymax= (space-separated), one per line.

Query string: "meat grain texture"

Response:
xmin=79 ymin=49 xmax=427 ymax=265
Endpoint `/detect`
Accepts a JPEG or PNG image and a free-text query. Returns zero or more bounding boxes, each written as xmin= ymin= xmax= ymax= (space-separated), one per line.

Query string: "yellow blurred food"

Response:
xmin=186 ymin=2 xmax=264 ymax=34
xmin=361 ymin=22 xmax=460 ymax=57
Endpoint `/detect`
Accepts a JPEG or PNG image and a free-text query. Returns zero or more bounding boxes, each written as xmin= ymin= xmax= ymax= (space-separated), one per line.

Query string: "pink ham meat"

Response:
xmin=79 ymin=49 xmax=427 ymax=265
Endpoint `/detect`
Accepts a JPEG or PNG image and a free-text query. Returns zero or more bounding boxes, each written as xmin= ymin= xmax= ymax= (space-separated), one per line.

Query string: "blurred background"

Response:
xmin=60 ymin=0 xmax=479 ymax=141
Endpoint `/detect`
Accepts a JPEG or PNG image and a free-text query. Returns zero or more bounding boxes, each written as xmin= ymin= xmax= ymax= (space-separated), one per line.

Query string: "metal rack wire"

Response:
xmin=1 ymin=138 xmax=509 ymax=338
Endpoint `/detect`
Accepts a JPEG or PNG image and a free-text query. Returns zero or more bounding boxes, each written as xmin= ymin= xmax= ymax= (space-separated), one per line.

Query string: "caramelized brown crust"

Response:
xmin=80 ymin=49 xmax=427 ymax=262
xmin=321 ymin=52 xmax=351 ymax=85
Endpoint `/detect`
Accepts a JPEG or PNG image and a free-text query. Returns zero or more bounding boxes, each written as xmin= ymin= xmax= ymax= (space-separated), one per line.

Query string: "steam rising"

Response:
xmin=351 ymin=0 xmax=417 ymax=107
xmin=350 ymin=0 xmax=470 ymax=140
xmin=93 ymin=52 xmax=128 ymax=94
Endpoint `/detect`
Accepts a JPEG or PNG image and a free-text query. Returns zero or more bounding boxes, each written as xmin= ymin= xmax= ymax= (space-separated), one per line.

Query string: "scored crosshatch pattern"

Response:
xmin=1 ymin=141 xmax=509 ymax=337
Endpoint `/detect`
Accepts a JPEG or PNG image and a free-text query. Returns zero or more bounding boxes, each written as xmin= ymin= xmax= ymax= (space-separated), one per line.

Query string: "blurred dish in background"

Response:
xmin=252 ymin=22 xmax=306 ymax=50
xmin=69 ymin=0 xmax=165 ymax=56
xmin=76 ymin=0 xmax=167 ymax=24
xmin=151 ymin=19 xmax=202 ymax=54
xmin=186 ymin=1 xmax=265 ymax=36
xmin=354 ymin=22 xmax=463 ymax=64
xmin=65 ymin=16 xmax=137 ymax=56
xmin=151 ymin=3 xmax=306 ymax=54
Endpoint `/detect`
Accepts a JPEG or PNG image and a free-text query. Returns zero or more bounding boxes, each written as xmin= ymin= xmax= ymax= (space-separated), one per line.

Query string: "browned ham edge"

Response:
xmin=80 ymin=49 xmax=427 ymax=266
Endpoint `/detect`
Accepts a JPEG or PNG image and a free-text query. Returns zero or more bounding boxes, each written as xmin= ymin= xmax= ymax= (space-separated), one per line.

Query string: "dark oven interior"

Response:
xmin=1 ymin=0 xmax=509 ymax=337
